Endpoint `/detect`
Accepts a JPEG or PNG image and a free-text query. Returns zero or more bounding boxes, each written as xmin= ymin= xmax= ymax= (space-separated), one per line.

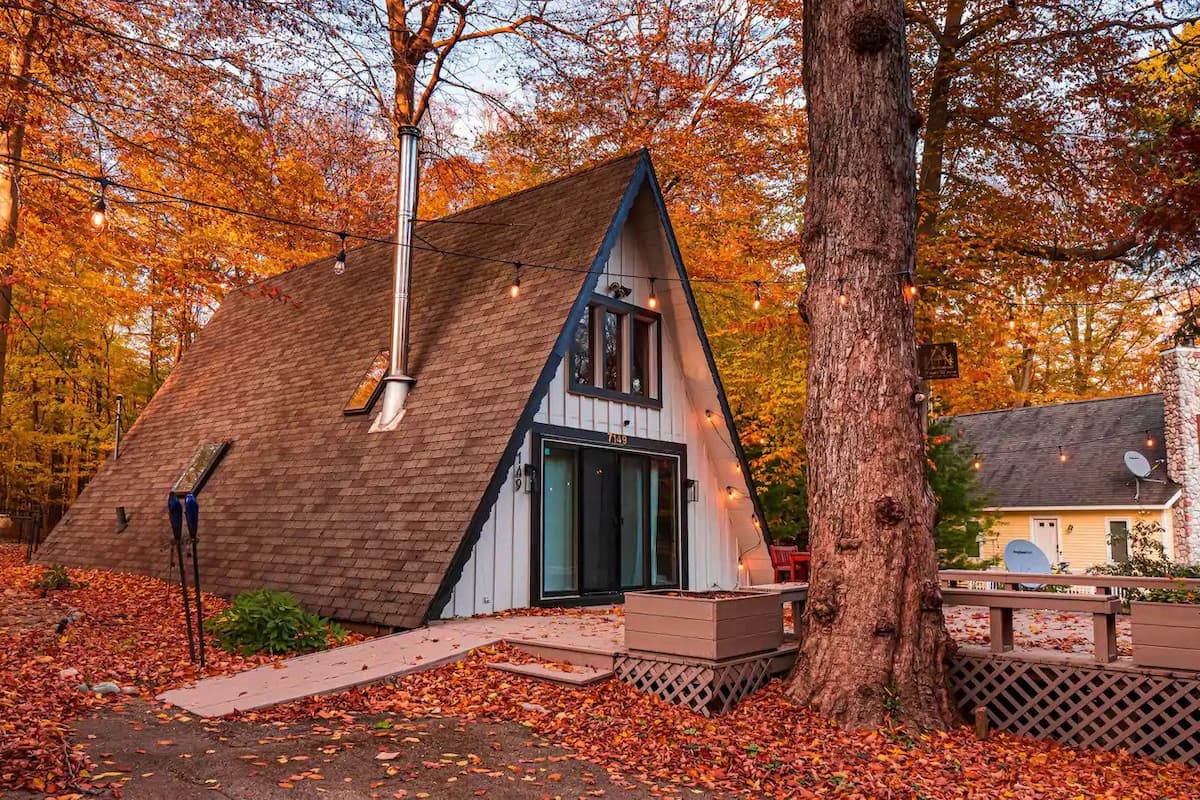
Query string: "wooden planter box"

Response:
xmin=1131 ymin=601 xmax=1200 ymax=671
xmin=624 ymin=589 xmax=782 ymax=661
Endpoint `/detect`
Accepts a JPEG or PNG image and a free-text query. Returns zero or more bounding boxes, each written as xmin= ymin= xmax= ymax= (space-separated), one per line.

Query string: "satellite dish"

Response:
xmin=1004 ymin=539 xmax=1051 ymax=589
xmin=1124 ymin=450 xmax=1152 ymax=479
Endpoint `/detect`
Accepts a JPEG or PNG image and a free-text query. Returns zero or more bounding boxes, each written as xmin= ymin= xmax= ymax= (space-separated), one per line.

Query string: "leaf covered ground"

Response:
xmin=3 ymin=544 xmax=1199 ymax=799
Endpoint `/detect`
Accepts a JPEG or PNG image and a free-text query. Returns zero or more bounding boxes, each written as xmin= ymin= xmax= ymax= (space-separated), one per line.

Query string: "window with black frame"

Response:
xmin=568 ymin=298 xmax=660 ymax=404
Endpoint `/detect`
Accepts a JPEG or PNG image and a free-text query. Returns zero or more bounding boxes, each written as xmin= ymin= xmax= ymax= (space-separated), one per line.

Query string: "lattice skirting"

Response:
xmin=951 ymin=651 xmax=1200 ymax=766
xmin=614 ymin=650 xmax=776 ymax=716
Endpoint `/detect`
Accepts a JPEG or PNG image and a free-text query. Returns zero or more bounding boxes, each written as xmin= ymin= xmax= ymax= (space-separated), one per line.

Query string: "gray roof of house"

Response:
xmin=948 ymin=393 xmax=1179 ymax=508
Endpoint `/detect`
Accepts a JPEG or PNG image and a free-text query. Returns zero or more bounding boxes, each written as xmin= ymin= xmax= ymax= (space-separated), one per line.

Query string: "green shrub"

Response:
xmin=1088 ymin=520 xmax=1200 ymax=604
xmin=33 ymin=564 xmax=83 ymax=592
xmin=212 ymin=589 xmax=345 ymax=655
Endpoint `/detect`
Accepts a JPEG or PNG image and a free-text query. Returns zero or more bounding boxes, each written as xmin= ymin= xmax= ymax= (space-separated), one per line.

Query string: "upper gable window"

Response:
xmin=344 ymin=350 xmax=389 ymax=415
xmin=569 ymin=296 xmax=660 ymax=406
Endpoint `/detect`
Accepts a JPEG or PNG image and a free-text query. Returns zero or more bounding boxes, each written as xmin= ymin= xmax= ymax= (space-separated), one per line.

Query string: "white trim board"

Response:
xmin=985 ymin=492 xmax=1181 ymax=513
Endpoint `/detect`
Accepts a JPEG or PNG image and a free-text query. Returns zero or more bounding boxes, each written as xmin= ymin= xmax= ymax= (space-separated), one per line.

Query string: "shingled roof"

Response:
xmin=38 ymin=151 xmax=653 ymax=629
xmin=949 ymin=393 xmax=1179 ymax=508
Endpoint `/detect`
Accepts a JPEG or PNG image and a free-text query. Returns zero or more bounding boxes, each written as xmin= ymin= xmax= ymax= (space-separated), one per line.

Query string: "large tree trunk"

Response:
xmin=787 ymin=0 xmax=954 ymax=729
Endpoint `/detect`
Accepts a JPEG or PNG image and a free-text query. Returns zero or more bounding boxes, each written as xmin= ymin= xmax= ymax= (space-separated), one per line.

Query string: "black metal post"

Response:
xmin=168 ymin=495 xmax=196 ymax=663
xmin=184 ymin=493 xmax=204 ymax=667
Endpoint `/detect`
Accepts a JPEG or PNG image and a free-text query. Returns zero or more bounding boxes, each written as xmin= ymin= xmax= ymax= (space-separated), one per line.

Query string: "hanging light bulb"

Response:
xmin=705 ymin=409 xmax=714 ymax=424
xmin=1146 ymin=430 xmax=1155 ymax=448
xmin=972 ymin=455 xmax=983 ymax=472
xmin=1154 ymin=300 xmax=1164 ymax=318
xmin=726 ymin=486 xmax=736 ymax=499
xmin=753 ymin=281 xmax=762 ymax=311
xmin=333 ymin=232 xmax=348 ymax=275
xmin=647 ymin=277 xmax=658 ymax=309
xmin=902 ymin=271 xmax=918 ymax=302
xmin=89 ymin=177 xmax=110 ymax=230
xmin=1007 ymin=303 xmax=1017 ymax=331
xmin=1058 ymin=446 xmax=1068 ymax=463
xmin=837 ymin=278 xmax=848 ymax=307
xmin=510 ymin=261 xmax=521 ymax=298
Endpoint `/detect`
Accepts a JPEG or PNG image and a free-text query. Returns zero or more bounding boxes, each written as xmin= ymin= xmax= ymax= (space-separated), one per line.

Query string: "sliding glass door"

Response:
xmin=540 ymin=440 xmax=680 ymax=600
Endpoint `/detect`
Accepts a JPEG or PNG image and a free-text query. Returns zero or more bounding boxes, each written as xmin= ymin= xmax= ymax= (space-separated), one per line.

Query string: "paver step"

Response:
xmin=487 ymin=660 xmax=613 ymax=686
xmin=508 ymin=640 xmax=617 ymax=669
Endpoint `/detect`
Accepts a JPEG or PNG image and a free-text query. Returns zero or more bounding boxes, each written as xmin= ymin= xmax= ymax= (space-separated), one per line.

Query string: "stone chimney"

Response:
xmin=1160 ymin=344 xmax=1200 ymax=563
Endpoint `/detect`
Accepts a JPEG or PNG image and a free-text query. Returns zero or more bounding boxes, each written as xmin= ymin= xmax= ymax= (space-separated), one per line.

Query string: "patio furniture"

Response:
xmin=790 ymin=551 xmax=811 ymax=582
xmin=942 ymin=588 xmax=1121 ymax=663
xmin=768 ymin=545 xmax=799 ymax=582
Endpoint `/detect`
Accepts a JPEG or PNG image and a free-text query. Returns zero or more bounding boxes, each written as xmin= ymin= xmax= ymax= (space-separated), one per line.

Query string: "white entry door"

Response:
xmin=1030 ymin=518 xmax=1060 ymax=562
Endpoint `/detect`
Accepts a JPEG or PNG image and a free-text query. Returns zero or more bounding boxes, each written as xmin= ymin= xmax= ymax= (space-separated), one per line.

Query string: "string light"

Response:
xmin=902 ymin=271 xmax=918 ymax=302
xmin=333 ymin=232 xmax=348 ymax=275
xmin=726 ymin=486 xmax=737 ymax=499
xmin=89 ymin=177 xmax=109 ymax=230
xmin=510 ymin=261 xmax=521 ymax=298
xmin=1146 ymin=431 xmax=1155 ymax=448
xmin=1154 ymin=300 xmax=1164 ymax=318
xmin=1007 ymin=303 xmax=1017 ymax=330
xmin=13 ymin=155 xmax=1198 ymax=316
xmin=1058 ymin=446 xmax=1068 ymax=463
xmin=705 ymin=409 xmax=714 ymax=423
xmin=972 ymin=455 xmax=983 ymax=471
xmin=752 ymin=281 xmax=762 ymax=310
xmin=647 ymin=278 xmax=658 ymax=309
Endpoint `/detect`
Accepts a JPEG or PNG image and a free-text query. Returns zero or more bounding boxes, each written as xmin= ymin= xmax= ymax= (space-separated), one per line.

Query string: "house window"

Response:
xmin=1108 ymin=519 xmax=1131 ymax=563
xmin=568 ymin=297 xmax=660 ymax=405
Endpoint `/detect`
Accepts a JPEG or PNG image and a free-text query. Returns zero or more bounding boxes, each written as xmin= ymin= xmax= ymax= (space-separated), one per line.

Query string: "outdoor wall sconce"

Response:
xmin=115 ymin=506 xmax=130 ymax=533
xmin=686 ymin=479 xmax=699 ymax=503
xmin=608 ymin=281 xmax=632 ymax=299
xmin=514 ymin=463 xmax=537 ymax=494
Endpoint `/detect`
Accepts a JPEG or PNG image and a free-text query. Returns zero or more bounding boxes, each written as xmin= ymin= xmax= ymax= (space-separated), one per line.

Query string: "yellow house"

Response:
xmin=951 ymin=390 xmax=1184 ymax=572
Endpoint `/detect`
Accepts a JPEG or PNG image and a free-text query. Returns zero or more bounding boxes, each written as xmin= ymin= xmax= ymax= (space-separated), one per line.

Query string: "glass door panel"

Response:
xmin=580 ymin=448 xmax=620 ymax=593
xmin=619 ymin=455 xmax=647 ymax=588
xmin=541 ymin=446 xmax=578 ymax=594
xmin=650 ymin=457 xmax=678 ymax=586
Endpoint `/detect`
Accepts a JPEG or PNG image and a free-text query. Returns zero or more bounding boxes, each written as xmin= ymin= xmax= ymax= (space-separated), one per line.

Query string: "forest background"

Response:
xmin=2 ymin=0 xmax=1199 ymax=545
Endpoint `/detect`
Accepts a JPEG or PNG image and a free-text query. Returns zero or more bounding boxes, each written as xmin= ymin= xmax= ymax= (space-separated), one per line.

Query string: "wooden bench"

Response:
xmin=942 ymin=588 xmax=1121 ymax=663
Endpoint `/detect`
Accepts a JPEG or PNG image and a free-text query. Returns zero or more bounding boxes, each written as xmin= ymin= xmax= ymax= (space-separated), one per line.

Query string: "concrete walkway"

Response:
xmin=159 ymin=613 xmax=623 ymax=717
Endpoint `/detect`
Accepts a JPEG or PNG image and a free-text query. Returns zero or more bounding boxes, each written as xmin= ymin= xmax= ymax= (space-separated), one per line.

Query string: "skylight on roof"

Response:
xmin=344 ymin=350 xmax=389 ymax=415
xmin=171 ymin=442 xmax=230 ymax=496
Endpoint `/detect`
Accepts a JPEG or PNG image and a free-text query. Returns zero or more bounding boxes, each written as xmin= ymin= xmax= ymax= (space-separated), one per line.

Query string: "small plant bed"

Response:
xmin=625 ymin=587 xmax=782 ymax=660
xmin=656 ymin=590 xmax=770 ymax=600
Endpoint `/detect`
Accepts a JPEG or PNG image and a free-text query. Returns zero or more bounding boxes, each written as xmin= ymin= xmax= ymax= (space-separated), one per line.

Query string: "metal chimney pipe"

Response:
xmin=374 ymin=125 xmax=421 ymax=432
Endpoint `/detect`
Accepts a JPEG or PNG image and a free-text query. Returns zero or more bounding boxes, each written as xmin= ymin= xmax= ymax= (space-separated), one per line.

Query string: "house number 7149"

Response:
xmin=607 ymin=432 xmax=628 ymax=446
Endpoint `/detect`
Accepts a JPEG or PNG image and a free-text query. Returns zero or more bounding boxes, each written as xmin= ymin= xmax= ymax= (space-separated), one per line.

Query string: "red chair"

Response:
xmin=769 ymin=545 xmax=799 ymax=582
xmin=790 ymin=551 xmax=811 ymax=582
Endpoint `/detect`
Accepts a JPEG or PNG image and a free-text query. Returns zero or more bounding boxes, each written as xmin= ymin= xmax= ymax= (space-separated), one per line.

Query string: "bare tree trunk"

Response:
xmin=915 ymin=0 xmax=965 ymax=239
xmin=788 ymin=0 xmax=954 ymax=729
xmin=0 ymin=8 xmax=42 ymax=423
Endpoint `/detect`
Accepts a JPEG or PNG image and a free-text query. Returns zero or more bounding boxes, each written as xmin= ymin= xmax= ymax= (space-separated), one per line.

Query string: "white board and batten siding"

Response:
xmin=440 ymin=208 xmax=764 ymax=619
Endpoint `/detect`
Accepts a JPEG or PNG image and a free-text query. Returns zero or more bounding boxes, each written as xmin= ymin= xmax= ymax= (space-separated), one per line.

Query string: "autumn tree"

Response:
xmin=787 ymin=0 xmax=953 ymax=727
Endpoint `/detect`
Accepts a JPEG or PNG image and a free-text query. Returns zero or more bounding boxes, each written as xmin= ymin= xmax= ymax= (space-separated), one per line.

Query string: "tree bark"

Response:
xmin=788 ymin=0 xmax=954 ymax=729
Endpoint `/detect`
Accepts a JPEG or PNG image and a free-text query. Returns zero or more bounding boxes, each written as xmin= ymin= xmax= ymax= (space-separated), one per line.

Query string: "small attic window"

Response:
xmin=344 ymin=350 xmax=389 ymax=415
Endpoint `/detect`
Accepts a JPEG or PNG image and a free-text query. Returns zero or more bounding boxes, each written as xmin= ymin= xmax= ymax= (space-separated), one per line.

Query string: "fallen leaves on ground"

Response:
xmin=237 ymin=643 xmax=1198 ymax=800
xmin=0 ymin=545 xmax=357 ymax=794
xmin=4 ymin=543 xmax=1197 ymax=799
